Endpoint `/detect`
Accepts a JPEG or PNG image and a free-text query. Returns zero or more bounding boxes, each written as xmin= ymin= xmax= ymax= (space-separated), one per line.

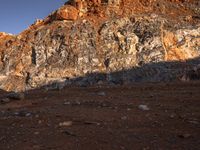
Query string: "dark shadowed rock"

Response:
xmin=6 ymin=92 xmax=25 ymax=100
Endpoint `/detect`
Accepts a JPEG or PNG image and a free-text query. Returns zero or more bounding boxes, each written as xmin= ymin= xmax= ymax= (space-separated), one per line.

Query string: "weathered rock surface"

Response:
xmin=0 ymin=0 xmax=200 ymax=91
xmin=54 ymin=5 xmax=79 ymax=21
xmin=181 ymin=64 xmax=200 ymax=81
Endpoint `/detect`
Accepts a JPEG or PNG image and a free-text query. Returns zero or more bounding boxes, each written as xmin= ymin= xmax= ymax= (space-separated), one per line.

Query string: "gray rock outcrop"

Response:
xmin=0 ymin=0 xmax=199 ymax=91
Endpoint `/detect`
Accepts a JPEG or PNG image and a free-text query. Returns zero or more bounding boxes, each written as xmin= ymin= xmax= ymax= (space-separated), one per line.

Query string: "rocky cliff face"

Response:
xmin=0 ymin=0 xmax=200 ymax=91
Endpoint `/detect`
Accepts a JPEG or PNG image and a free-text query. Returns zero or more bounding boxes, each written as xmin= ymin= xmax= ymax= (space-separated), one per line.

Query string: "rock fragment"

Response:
xmin=97 ymin=91 xmax=106 ymax=96
xmin=59 ymin=121 xmax=73 ymax=127
xmin=138 ymin=105 xmax=150 ymax=111
xmin=0 ymin=98 xmax=10 ymax=104
xmin=6 ymin=92 xmax=25 ymax=100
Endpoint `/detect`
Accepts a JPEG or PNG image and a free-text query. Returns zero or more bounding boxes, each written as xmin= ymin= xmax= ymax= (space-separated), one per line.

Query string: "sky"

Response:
xmin=0 ymin=0 xmax=67 ymax=34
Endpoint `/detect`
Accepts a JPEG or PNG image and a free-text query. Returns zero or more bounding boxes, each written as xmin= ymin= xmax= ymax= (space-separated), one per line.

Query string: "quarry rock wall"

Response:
xmin=0 ymin=0 xmax=199 ymax=91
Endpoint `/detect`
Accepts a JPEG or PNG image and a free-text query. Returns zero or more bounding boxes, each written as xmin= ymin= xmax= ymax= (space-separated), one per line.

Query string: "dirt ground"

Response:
xmin=0 ymin=82 xmax=199 ymax=150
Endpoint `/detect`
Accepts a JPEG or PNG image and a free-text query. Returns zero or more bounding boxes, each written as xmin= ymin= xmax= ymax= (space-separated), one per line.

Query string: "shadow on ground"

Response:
xmin=38 ymin=57 xmax=200 ymax=90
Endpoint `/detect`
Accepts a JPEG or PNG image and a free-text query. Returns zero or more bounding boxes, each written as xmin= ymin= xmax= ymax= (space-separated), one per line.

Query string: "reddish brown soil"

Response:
xmin=0 ymin=82 xmax=200 ymax=150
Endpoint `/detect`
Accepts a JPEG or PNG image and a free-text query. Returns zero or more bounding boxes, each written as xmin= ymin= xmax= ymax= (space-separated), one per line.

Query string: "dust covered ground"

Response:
xmin=0 ymin=82 xmax=200 ymax=150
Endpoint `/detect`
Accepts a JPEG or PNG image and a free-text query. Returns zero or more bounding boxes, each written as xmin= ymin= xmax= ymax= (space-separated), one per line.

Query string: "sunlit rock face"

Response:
xmin=0 ymin=0 xmax=199 ymax=91
xmin=54 ymin=5 xmax=79 ymax=21
xmin=163 ymin=27 xmax=200 ymax=61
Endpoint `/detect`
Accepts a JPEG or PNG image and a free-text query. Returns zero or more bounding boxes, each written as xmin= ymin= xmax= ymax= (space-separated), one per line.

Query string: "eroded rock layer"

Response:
xmin=0 ymin=0 xmax=200 ymax=91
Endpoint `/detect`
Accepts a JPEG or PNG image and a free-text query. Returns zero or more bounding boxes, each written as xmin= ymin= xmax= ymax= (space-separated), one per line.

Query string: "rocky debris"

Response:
xmin=59 ymin=121 xmax=73 ymax=127
xmin=6 ymin=92 xmax=25 ymax=100
xmin=188 ymin=120 xmax=199 ymax=125
xmin=83 ymin=121 xmax=101 ymax=126
xmin=178 ymin=133 xmax=192 ymax=139
xmin=63 ymin=101 xmax=71 ymax=105
xmin=181 ymin=64 xmax=200 ymax=81
xmin=97 ymin=91 xmax=106 ymax=96
xmin=13 ymin=111 xmax=32 ymax=117
xmin=0 ymin=98 xmax=10 ymax=104
xmin=121 ymin=116 xmax=128 ymax=120
xmin=34 ymin=131 xmax=40 ymax=135
xmin=62 ymin=130 xmax=77 ymax=137
xmin=0 ymin=82 xmax=200 ymax=149
xmin=138 ymin=105 xmax=150 ymax=111
xmin=0 ymin=0 xmax=199 ymax=92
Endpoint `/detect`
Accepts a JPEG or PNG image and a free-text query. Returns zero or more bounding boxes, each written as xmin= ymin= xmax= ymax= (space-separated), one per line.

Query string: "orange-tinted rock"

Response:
xmin=163 ymin=28 xmax=200 ymax=61
xmin=0 ymin=32 xmax=13 ymax=39
xmin=55 ymin=5 xmax=79 ymax=21
xmin=0 ymin=0 xmax=199 ymax=92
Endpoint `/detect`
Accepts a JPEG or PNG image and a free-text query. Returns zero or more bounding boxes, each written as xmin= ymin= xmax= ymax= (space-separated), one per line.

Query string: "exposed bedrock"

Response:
xmin=0 ymin=0 xmax=199 ymax=91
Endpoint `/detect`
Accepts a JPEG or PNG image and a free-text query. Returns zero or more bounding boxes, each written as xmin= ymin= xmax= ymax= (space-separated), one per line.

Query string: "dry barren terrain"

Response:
xmin=0 ymin=82 xmax=199 ymax=150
